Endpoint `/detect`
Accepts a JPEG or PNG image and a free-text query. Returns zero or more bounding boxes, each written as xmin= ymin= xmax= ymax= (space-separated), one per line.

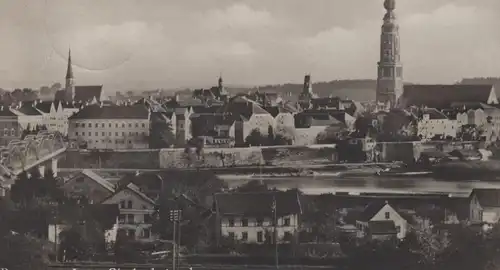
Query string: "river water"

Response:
xmin=220 ymin=173 xmax=500 ymax=197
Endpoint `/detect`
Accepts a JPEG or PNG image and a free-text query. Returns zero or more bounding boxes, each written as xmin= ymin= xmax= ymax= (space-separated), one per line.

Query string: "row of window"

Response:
xmin=118 ymin=228 xmax=151 ymax=239
xmin=118 ymin=213 xmax=152 ymax=224
xmin=2 ymin=129 xmax=16 ymax=137
xmin=119 ymin=200 xmax=149 ymax=210
xmin=75 ymin=131 xmax=147 ymax=137
xmin=226 ymin=217 xmax=291 ymax=227
xmin=74 ymin=122 xmax=147 ymax=128
xmin=227 ymin=231 xmax=292 ymax=242
xmin=86 ymin=139 xmax=145 ymax=145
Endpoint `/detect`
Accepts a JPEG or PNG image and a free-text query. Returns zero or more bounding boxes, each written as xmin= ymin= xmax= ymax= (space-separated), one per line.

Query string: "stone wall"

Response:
xmin=60 ymin=150 xmax=160 ymax=169
xmin=158 ymin=147 xmax=264 ymax=168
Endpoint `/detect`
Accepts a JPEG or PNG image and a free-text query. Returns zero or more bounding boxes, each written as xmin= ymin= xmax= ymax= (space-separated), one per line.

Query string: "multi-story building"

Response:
xmin=0 ymin=106 xmax=21 ymax=145
xmin=415 ymin=108 xmax=457 ymax=139
xmin=101 ymin=183 xmax=156 ymax=241
xmin=214 ymin=191 xmax=302 ymax=244
xmin=10 ymin=101 xmax=44 ymax=131
xmin=61 ymin=169 xmax=115 ymax=203
xmin=68 ymin=103 xmax=150 ymax=149
xmin=356 ymin=201 xmax=410 ymax=240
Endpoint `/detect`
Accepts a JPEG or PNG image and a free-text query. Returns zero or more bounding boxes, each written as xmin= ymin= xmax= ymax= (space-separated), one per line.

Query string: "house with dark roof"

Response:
xmin=355 ymin=201 xmax=410 ymax=240
xmin=399 ymin=84 xmax=498 ymax=109
xmin=410 ymin=107 xmax=457 ymax=139
xmin=68 ymin=104 xmax=150 ymax=149
xmin=213 ymin=191 xmax=302 ymax=244
xmin=222 ymin=96 xmax=275 ymax=146
xmin=469 ymin=188 xmax=500 ymax=225
xmin=0 ymin=105 xmax=21 ymax=146
xmin=101 ymin=182 xmax=157 ymax=242
xmin=10 ymin=101 xmax=43 ymax=131
xmin=62 ymin=169 xmax=115 ymax=203
xmin=293 ymin=110 xmax=354 ymax=145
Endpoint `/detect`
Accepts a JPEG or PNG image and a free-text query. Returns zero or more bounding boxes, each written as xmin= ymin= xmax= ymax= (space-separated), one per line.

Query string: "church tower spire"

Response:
xmin=376 ymin=0 xmax=403 ymax=108
xmin=65 ymin=48 xmax=75 ymax=102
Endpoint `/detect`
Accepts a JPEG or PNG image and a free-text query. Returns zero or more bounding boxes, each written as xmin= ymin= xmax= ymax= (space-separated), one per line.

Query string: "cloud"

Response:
xmin=292 ymin=3 xmax=500 ymax=83
xmin=48 ymin=21 xmax=161 ymax=72
xmin=202 ymin=3 xmax=278 ymax=31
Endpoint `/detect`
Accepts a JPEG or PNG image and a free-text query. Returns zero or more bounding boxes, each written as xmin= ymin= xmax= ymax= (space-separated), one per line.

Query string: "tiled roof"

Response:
xmin=450 ymin=102 xmax=496 ymax=110
xmin=368 ymin=220 xmax=397 ymax=235
xmin=14 ymin=102 xmax=42 ymax=115
xmin=402 ymin=84 xmax=496 ymax=108
xmin=74 ymin=85 xmax=103 ymax=103
xmin=69 ymin=104 xmax=149 ymax=120
xmin=214 ymin=191 xmax=302 ymax=217
xmin=416 ymin=108 xmax=449 ymax=120
xmin=125 ymin=182 xmax=156 ymax=205
xmin=472 ymin=188 xmax=500 ymax=208
xmin=34 ymin=101 xmax=54 ymax=113
xmin=358 ymin=201 xmax=387 ymax=222
xmin=0 ymin=106 xmax=17 ymax=117
xmin=81 ymin=169 xmax=115 ymax=193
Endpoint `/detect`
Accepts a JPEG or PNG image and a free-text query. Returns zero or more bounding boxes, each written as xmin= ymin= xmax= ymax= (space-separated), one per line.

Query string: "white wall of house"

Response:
xmin=101 ymin=189 xmax=156 ymax=241
xmin=242 ymin=113 xmax=276 ymax=140
xmin=294 ymin=126 xmax=325 ymax=145
xmin=220 ymin=214 xmax=299 ymax=243
xmin=417 ymin=115 xmax=457 ymax=139
xmin=371 ymin=204 xmax=408 ymax=239
xmin=69 ymin=118 xmax=150 ymax=149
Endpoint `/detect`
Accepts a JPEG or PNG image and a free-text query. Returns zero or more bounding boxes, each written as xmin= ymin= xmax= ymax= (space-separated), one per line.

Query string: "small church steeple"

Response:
xmin=298 ymin=73 xmax=316 ymax=110
xmin=65 ymin=48 xmax=75 ymax=102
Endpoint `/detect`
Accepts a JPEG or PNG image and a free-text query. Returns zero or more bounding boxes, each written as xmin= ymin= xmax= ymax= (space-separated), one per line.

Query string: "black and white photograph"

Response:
xmin=1 ymin=0 xmax=500 ymax=269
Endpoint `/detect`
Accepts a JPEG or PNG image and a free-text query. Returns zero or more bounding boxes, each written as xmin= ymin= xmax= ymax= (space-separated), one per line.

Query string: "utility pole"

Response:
xmin=169 ymin=209 xmax=182 ymax=270
xmin=272 ymin=195 xmax=278 ymax=269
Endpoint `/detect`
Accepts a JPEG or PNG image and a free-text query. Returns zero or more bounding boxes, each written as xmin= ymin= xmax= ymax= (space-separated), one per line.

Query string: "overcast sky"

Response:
xmin=1 ymin=0 xmax=499 ymax=92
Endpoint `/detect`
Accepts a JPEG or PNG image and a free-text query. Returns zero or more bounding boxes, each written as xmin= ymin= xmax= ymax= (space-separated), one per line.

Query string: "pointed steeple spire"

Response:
xmin=66 ymin=48 xmax=73 ymax=79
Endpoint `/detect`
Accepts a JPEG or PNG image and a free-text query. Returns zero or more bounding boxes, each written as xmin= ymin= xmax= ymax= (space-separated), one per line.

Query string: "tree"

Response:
xmin=149 ymin=114 xmax=175 ymax=148
xmin=267 ymin=125 xmax=275 ymax=145
xmin=234 ymin=180 xmax=269 ymax=193
xmin=151 ymin=171 xmax=227 ymax=251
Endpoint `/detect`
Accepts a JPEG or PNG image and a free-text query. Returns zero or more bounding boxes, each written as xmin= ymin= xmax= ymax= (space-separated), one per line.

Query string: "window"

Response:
xmin=102 ymin=132 xmax=105 ymax=136
xmin=256 ymin=218 xmax=263 ymax=226
xmin=228 ymin=218 xmax=235 ymax=227
xmin=75 ymin=123 xmax=80 ymax=128
xmin=284 ymin=218 xmax=291 ymax=226
xmin=127 ymin=200 xmax=133 ymax=209
xmin=10 ymin=129 xmax=14 ymax=136
xmin=142 ymin=123 xmax=145 ymax=128
xmin=120 ymin=201 xmax=126 ymax=208
xmin=82 ymin=123 xmax=85 ymax=128
xmin=257 ymin=231 xmax=263 ymax=243
xmin=241 ymin=218 xmax=248 ymax=227
xmin=241 ymin=232 xmax=248 ymax=241
xmin=75 ymin=132 xmax=78 ymax=136
xmin=122 ymin=123 xmax=125 ymax=128
xmin=143 ymin=228 xmax=151 ymax=238
xmin=118 ymin=214 xmax=125 ymax=223
xmin=144 ymin=214 xmax=151 ymax=223
xmin=129 ymin=123 xmax=132 ymax=128
xmin=135 ymin=123 xmax=138 ymax=127
xmin=94 ymin=123 xmax=98 ymax=128
xmin=115 ymin=123 xmax=118 ymax=128
xmin=109 ymin=123 xmax=112 ymax=128
xmin=127 ymin=229 xmax=135 ymax=238
xmin=228 ymin=232 xmax=235 ymax=240
xmin=127 ymin=214 xmax=134 ymax=224
xmin=385 ymin=212 xmax=390 ymax=219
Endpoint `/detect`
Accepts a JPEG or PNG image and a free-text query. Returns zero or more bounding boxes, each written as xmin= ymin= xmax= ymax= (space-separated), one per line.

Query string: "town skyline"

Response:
xmin=2 ymin=0 xmax=500 ymax=92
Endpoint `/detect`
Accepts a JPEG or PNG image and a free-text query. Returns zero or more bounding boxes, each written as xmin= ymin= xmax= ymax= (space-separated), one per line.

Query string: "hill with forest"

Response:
xmin=175 ymin=79 xmax=378 ymax=102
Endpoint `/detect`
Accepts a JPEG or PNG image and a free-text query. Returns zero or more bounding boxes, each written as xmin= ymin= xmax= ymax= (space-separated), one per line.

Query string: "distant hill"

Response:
xmin=175 ymin=79 xmax=378 ymax=102
xmin=460 ymin=77 xmax=500 ymax=96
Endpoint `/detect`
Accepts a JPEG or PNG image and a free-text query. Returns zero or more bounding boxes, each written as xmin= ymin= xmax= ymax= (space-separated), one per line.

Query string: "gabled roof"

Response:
xmin=34 ymin=101 xmax=55 ymax=113
xmin=214 ymin=191 xmax=302 ymax=217
xmin=471 ymin=188 xmax=500 ymax=208
xmin=13 ymin=102 xmax=42 ymax=116
xmin=358 ymin=200 xmax=388 ymax=222
xmin=0 ymin=106 xmax=17 ymax=117
xmin=65 ymin=169 xmax=115 ymax=193
xmin=69 ymin=104 xmax=149 ymax=120
xmin=124 ymin=182 xmax=156 ymax=205
xmin=74 ymin=85 xmax=103 ymax=103
xmin=415 ymin=108 xmax=449 ymax=120
xmin=368 ymin=220 xmax=397 ymax=235
xmin=401 ymin=84 xmax=496 ymax=108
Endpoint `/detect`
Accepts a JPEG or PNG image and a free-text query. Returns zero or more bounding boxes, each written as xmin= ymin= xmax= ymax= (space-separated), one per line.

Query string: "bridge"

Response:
xmin=0 ymin=131 xmax=67 ymax=187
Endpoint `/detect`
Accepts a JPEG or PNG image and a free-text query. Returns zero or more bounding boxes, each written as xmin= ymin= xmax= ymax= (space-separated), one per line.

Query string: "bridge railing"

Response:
xmin=0 ymin=131 xmax=67 ymax=176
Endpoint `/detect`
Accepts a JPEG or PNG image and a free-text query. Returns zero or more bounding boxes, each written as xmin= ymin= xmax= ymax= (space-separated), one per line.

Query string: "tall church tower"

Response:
xmin=298 ymin=74 xmax=316 ymax=110
xmin=64 ymin=49 xmax=75 ymax=102
xmin=376 ymin=0 xmax=403 ymax=108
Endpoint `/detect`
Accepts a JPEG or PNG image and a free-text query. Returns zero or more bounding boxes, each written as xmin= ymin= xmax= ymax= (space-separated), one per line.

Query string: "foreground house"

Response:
xmin=355 ymin=201 xmax=410 ymax=240
xmin=214 ymin=191 xmax=302 ymax=244
xmin=469 ymin=188 xmax=500 ymax=225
